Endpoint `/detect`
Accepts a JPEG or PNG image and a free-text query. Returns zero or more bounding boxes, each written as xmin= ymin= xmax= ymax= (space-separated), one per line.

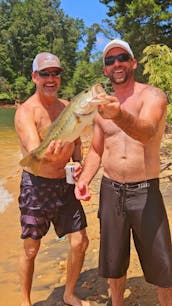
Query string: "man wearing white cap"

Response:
xmin=15 ymin=52 xmax=90 ymax=306
xmin=75 ymin=39 xmax=172 ymax=305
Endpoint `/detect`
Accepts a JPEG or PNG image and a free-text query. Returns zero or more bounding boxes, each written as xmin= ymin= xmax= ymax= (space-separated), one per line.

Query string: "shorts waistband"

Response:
xmin=22 ymin=170 xmax=66 ymax=184
xmin=102 ymin=176 xmax=159 ymax=190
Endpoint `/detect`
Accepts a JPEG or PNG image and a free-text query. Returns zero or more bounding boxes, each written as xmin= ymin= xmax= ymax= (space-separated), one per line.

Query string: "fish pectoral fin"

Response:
xmin=20 ymin=153 xmax=33 ymax=167
xmin=81 ymin=124 xmax=94 ymax=138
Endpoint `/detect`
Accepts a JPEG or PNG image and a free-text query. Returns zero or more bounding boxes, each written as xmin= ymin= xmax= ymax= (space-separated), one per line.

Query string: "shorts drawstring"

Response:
xmin=112 ymin=182 xmax=126 ymax=216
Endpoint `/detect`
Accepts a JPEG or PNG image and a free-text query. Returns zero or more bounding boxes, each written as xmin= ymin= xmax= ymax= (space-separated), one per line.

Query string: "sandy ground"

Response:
xmin=0 ymin=135 xmax=172 ymax=306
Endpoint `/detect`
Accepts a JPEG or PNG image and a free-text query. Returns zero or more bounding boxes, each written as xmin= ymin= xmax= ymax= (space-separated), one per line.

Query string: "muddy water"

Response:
xmin=0 ymin=127 xmax=20 ymax=179
xmin=0 ymin=108 xmax=21 ymax=213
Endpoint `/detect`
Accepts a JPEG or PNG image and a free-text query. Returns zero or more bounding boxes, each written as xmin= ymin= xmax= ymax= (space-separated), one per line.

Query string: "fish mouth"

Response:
xmin=74 ymin=110 xmax=95 ymax=117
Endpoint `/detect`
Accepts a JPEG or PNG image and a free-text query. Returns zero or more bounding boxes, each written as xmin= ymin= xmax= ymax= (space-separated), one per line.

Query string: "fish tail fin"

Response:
xmin=19 ymin=153 xmax=41 ymax=175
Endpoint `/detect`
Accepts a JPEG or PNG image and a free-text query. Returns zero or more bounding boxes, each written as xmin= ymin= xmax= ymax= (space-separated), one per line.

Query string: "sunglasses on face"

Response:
xmin=104 ymin=53 xmax=131 ymax=66
xmin=36 ymin=70 xmax=61 ymax=78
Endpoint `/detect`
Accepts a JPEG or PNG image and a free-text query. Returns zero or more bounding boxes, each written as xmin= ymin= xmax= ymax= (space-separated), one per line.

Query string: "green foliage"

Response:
xmin=100 ymin=0 xmax=172 ymax=82
xmin=61 ymin=55 xmax=106 ymax=100
xmin=140 ymin=44 xmax=172 ymax=102
xmin=0 ymin=92 xmax=12 ymax=102
xmin=13 ymin=76 xmax=28 ymax=102
xmin=1 ymin=0 xmax=106 ymax=103
xmin=3 ymin=0 xmax=171 ymax=104
xmin=0 ymin=76 xmax=11 ymax=92
xmin=82 ymin=23 xmax=105 ymax=63
xmin=167 ymin=104 xmax=172 ymax=125
xmin=0 ymin=76 xmax=14 ymax=102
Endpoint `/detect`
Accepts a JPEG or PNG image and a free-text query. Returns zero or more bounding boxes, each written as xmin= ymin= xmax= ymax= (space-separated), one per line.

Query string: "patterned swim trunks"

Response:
xmin=18 ymin=170 xmax=87 ymax=240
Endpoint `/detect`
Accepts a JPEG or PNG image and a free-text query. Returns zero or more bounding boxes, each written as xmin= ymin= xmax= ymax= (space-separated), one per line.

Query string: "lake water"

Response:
xmin=0 ymin=108 xmax=21 ymax=178
xmin=0 ymin=107 xmax=21 ymax=213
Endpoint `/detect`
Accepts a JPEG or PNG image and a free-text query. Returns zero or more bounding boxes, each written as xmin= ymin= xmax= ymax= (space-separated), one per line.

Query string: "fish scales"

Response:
xmin=19 ymin=83 xmax=108 ymax=175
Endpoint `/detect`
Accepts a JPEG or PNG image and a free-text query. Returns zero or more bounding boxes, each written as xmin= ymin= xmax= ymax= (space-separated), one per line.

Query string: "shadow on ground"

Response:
xmin=33 ymin=269 xmax=158 ymax=306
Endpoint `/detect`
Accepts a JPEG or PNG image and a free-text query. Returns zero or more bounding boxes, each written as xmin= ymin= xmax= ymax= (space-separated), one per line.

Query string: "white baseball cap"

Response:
xmin=103 ymin=39 xmax=134 ymax=60
xmin=32 ymin=52 xmax=64 ymax=72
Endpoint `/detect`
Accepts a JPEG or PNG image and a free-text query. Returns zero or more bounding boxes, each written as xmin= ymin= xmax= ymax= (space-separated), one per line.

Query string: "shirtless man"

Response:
xmin=75 ymin=39 xmax=172 ymax=306
xmin=15 ymin=52 xmax=89 ymax=306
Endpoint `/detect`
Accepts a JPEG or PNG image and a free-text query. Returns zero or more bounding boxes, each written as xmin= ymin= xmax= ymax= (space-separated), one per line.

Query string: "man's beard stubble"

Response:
xmin=109 ymin=69 xmax=133 ymax=85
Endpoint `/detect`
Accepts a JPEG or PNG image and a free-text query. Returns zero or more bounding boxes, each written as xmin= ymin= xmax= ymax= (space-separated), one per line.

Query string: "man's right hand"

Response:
xmin=98 ymin=96 xmax=121 ymax=120
xmin=74 ymin=182 xmax=91 ymax=201
xmin=44 ymin=140 xmax=71 ymax=161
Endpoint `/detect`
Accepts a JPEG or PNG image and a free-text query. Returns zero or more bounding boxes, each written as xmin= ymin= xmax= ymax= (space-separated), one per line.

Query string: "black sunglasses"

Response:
xmin=36 ymin=70 xmax=61 ymax=78
xmin=104 ymin=53 xmax=131 ymax=66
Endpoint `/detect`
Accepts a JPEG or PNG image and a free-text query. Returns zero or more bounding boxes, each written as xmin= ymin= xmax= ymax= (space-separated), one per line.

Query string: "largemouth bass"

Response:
xmin=20 ymin=83 xmax=108 ymax=175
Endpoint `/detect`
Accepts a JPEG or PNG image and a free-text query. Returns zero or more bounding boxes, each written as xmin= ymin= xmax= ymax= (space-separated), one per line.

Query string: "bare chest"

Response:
xmin=34 ymin=105 xmax=64 ymax=140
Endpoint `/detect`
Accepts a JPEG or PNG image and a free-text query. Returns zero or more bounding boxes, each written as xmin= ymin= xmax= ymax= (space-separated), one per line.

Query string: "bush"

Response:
xmin=0 ymin=92 xmax=13 ymax=104
xmin=166 ymin=104 xmax=172 ymax=125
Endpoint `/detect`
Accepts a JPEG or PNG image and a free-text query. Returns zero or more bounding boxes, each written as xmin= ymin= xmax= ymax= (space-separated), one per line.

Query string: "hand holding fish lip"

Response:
xmin=89 ymin=92 xmax=111 ymax=104
xmin=98 ymin=95 xmax=121 ymax=119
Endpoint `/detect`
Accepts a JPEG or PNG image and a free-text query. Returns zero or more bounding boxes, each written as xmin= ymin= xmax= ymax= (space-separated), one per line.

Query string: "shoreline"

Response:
xmin=0 ymin=104 xmax=17 ymax=109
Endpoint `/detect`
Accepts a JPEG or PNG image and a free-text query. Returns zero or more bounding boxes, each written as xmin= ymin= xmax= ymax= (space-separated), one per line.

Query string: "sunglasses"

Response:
xmin=104 ymin=53 xmax=131 ymax=66
xmin=36 ymin=70 xmax=61 ymax=78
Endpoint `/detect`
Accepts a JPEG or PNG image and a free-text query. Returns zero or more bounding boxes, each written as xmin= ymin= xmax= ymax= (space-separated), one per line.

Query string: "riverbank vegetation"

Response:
xmin=0 ymin=1 xmax=172 ymax=110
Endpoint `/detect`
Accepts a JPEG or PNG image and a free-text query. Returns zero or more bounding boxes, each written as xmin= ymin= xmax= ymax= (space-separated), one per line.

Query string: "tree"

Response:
xmin=0 ymin=0 xmax=87 ymax=101
xmin=99 ymin=0 xmax=172 ymax=61
xmin=82 ymin=23 xmax=106 ymax=63
xmin=0 ymin=0 xmax=109 ymax=102
xmin=140 ymin=44 xmax=172 ymax=102
xmin=61 ymin=56 xmax=106 ymax=99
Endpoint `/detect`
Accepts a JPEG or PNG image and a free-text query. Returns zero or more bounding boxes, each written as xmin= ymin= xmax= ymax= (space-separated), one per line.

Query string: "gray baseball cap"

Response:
xmin=32 ymin=52 xmax=64 ymax=72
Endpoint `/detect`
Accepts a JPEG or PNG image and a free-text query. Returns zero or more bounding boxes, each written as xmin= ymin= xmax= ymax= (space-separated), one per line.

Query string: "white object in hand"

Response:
xmin=65 ymin=163 xmax=75 ymax=184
